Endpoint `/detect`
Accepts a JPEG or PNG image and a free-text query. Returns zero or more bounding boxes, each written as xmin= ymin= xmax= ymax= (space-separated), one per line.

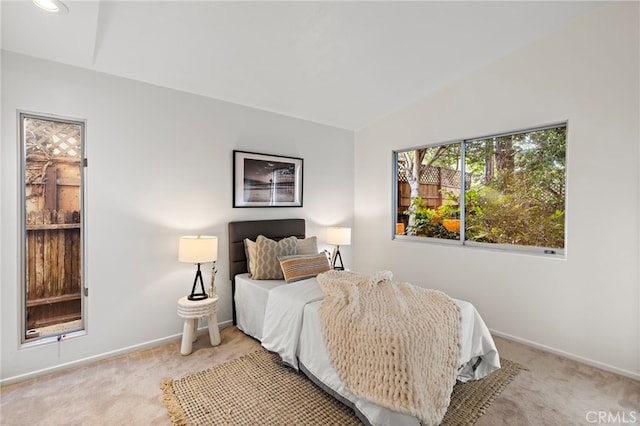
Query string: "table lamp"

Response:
xmin=179 ymin=235 xmax=218 ymax=300
xmin=326 ymin=227 xmax=351 ymax=270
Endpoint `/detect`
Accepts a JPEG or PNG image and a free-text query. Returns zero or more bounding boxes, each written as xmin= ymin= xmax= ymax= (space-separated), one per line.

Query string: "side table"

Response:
xmin=177 ymin=295 xmax=221 ymax=355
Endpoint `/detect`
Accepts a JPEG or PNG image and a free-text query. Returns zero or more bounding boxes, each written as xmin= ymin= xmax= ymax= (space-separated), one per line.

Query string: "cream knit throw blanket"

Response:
xmin=317 ymin=270 xmax=461 ymax=426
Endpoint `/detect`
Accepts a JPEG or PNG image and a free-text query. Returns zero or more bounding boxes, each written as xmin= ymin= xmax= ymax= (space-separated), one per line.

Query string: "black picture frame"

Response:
xmin=233 ymin=150 xmax=303 ymax=208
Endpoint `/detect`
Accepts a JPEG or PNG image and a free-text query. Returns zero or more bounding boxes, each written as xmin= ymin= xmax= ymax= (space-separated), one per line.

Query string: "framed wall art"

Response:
xmin=233 ymin=150 xmax=303 ymax=208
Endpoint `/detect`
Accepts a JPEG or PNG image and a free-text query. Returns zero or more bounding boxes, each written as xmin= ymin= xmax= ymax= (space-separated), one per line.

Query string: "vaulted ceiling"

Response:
xmin=1 ymin=1 xmax=605 ymax=130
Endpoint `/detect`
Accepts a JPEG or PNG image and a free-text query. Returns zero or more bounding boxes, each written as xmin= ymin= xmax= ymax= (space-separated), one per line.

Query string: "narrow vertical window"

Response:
xmin=20 ymin=113 xmax=86 ymax=342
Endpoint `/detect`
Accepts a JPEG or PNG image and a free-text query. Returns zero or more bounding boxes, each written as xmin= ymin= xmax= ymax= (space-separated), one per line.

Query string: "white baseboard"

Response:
xmin=1 ymin=321 xmax=233 ymax=386
xmin=217 ymin=319 xmax=233 ymax=329
xmin=491 ymin=329 xmax=640 ymax=381
xmin=7 ymin=323 xmax=635 ymax=386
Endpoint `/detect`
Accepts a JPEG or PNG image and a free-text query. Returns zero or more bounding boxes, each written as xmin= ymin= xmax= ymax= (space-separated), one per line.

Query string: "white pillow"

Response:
xmin=296 ymin=236 xmax=318 ymax=255
xmin=244 ymin=238 xmax=257 ymax=278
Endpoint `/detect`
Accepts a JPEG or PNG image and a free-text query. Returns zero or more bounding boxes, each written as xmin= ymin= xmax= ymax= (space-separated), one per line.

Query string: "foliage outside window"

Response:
xmin=394 ymin=124 xmax=566 ymax=254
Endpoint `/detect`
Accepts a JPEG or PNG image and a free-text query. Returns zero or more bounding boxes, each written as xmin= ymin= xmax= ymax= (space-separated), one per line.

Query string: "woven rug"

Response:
xmin=161 ymin=349 xmax=525 ymax=426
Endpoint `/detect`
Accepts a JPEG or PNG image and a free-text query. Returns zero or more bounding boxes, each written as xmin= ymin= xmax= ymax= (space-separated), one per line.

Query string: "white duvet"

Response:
xmin=246 ymin=275 xmax=500 ymax=426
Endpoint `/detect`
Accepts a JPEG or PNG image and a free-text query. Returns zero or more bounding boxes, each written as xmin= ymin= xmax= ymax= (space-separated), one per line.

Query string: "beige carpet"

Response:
xmin=2 ymin=328 xmax=638 ymax=426
xmin=161 ymin=348 xmax=525 ymax=426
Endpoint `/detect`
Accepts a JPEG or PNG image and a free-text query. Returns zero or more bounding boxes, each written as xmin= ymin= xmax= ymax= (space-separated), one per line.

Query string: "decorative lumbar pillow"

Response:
xmin=296 ymin=236 xmax=318 ymax=255
xmin=244 ymin=238 xmax=257 ymax=278
xmin=279 ymin=253 xmax=331 ymax=283
xmin=252 ymin=235 xmax=298 ymax=280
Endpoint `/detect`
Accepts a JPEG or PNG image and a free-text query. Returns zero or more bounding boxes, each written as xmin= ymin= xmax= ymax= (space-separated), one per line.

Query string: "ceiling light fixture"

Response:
xmin=33 ymin=0 xmax=69 ymax=14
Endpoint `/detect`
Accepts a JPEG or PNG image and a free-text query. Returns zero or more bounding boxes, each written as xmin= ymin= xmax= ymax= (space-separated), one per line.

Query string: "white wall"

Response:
xmin=354 ymin=3 xmax=639 ymax=378
xmin=1 ymin=52 xmax=354 ymax=382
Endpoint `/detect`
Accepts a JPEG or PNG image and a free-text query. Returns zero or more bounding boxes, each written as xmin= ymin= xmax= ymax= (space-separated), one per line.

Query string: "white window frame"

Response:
xmin=392 ymin=122 xmax=567 ymax=257
xmin=18 ymin=111 xmax=88 ymax=346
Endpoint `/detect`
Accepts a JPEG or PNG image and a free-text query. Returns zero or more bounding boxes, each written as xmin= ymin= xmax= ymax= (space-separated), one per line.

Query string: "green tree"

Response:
xmin=464 ymin=127 xmax=566 ymax=248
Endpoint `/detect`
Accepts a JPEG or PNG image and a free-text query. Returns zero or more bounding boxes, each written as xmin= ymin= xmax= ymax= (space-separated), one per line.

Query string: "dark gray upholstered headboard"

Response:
xmin=228 ymin=218 xmax=305 ymax=324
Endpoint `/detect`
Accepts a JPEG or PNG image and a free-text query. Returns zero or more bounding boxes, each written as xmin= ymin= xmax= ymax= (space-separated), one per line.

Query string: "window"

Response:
xmin=20 ymin=113 xmax=86 ymax=343
xmin=394 ymin=123 xmax=566 ymax=255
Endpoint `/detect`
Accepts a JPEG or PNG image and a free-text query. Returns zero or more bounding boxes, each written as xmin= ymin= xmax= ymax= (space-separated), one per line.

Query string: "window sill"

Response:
xmin=21 ymin=329 xmax=87 ymax=349
xmin=392 ymin=234 xmax=565 ymax=259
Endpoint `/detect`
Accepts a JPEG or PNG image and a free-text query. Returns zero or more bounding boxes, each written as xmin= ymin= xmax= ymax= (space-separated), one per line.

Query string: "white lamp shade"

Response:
xmin=178 ymin=236 xmax=218 ymax=263
xmin=326 ymin=227 xmax=351 ymax=245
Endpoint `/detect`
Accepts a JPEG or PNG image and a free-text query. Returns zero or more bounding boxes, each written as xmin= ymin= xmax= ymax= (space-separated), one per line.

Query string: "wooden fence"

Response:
xmin=26 ymin=209 xmax=81 ymax=329
xmin=397 ymin=166 xmax=467 ymax=211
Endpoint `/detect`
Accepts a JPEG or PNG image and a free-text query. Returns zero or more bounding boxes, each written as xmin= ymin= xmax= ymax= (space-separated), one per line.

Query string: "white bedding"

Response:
xmin=235 ymin=273 xmax=501 ymax=426
xmin=235 ymin=274 xmax=283 ymax=341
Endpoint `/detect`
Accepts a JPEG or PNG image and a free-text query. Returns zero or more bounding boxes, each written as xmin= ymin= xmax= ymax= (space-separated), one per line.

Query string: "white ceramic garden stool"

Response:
xmin=177 ymin=295 xmax=221 ymax=355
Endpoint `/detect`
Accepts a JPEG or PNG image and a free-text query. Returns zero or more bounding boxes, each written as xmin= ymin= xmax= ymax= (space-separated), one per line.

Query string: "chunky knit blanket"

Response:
xmin=317 ymin=270 xmax=461 ymax=426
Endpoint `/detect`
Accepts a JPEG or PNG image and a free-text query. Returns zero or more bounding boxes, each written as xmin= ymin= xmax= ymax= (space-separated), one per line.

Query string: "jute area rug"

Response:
xmin=161 ymin=349 xmax=525 ymax=426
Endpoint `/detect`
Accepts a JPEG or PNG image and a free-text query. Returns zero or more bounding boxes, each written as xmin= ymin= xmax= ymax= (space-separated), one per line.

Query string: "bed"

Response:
xmin=228 ymin=218 xmax=500 ymax=426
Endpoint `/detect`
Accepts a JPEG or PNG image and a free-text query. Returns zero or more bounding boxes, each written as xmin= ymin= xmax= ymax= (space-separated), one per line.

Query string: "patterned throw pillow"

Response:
xmin=296 ymin=236 xmax=318 ymax=255
xmin=279 ymin=253 xmax=330 ymax=283
xmin=252 ymin=235 xmax=298 ymax=280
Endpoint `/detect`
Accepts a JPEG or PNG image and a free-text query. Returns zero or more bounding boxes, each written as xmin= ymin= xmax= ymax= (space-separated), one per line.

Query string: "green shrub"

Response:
xmin=405 ymin=197 xmax=458 ymax=239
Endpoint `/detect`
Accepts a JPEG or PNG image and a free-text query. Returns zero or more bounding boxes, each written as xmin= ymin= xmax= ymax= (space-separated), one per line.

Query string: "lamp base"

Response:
xmin=188 ymin=264 xmax=209 ymax=301
xmin=188 ymin=293 xmax=208 ymax=301
xmin=331 ymin=247 xmax=345 ymax=270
